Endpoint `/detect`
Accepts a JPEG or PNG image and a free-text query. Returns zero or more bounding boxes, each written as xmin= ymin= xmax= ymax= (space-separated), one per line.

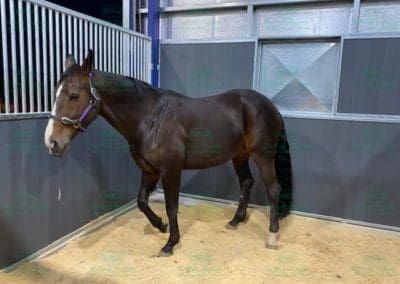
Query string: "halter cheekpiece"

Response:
xmin=49 ymin=72 xmax=100 ymax=132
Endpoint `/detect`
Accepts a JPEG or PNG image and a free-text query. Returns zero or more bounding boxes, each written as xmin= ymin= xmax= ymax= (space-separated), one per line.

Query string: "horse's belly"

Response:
xmin=183 ymin=139 xmax=242 ymax=169
xmin=184 ymin=154 xmax=231 ymax=169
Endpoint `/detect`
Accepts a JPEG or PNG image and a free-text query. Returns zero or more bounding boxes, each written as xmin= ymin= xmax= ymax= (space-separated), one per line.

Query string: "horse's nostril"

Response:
xmin=50 ymin=140 xmax=58 ymax=151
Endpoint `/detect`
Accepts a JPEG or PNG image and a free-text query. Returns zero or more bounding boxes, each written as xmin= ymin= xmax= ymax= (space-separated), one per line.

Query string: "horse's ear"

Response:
xmin=82 ymin=50 xmax=94 ymax=74
xmin=64 ymin=55 xmax=76 ymax=70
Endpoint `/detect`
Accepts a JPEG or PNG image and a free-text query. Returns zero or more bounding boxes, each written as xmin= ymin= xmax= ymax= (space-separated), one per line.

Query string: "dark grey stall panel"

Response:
xmin=160 ymin=42 xmax=255 ymax=97
xmin=181 ymin=118 xmax=400 ymax=228
xmin=338 ymin=38 xmax=400 ymax=115
xmin=0 ymin=118 xmax=140 ymax=268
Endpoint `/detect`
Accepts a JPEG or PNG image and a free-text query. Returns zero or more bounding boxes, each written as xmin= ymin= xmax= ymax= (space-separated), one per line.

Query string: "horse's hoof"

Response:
xmin=159 ymin=222 xmax=168 ymax=233
xmin=157 ymin=250 xmax=173 ymax=257
xmin=266 ymin=243 xmax=279 ymax=250
xmin=225 ymin=222 xmax=237 ymax=230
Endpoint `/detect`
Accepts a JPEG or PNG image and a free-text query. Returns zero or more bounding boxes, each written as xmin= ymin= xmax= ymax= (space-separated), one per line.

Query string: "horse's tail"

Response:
xmin=274 ymin=121 xmax=293 ymax=219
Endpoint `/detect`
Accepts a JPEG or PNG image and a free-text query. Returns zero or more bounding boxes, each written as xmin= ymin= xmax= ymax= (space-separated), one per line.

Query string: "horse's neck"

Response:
xmin=95 ymin=71 xmax=158 ymax=141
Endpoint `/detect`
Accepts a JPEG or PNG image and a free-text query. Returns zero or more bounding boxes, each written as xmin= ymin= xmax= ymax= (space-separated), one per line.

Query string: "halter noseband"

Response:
xmin=49 ymin=72 xmax=100 ymax=132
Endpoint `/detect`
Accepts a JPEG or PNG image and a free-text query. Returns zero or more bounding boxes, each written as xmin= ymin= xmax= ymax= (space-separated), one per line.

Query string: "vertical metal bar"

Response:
xmin=121 ymin=32 xmax=125 ymax=75
xmin=79 ymin=18 xmax=83 ymax=63
xmin=138 ymin=37 xmax=141 ymax=79
xmin=10 ymin=0 xmax=19 ymax=113
xmin=1 ymin=0 xmax=10 ymax=113
xmin=141 ymin=38 xmax=144 ymax=80
xmin=39 ymin=7 xmax=49 ymax=111
xmin=73 ymin=17 xmax=77 ymax=58
xmin=107 ymin=28 xmax=111 ymax=72
xmin=129 ymin=36 xmax=133 ymax=78
xmin=247 ymin=5 xmax=254 ymax=37
xmin=67 ymin=15 xmax=72 ymax=54
xmin=18 ymin=0 xmax=26 ymax=113
xmin=134 ymin=36 xmax=137 ymax=78
xmin=137 ymin=37 xmax=140 ymax=79
xmin=27 ymin=2 xmax=34 ymax=112
xmin=127 ymin=35 xmax=131 ymax=77
xmin=122 ymin=34 xmax=126 ymax=76
xmin=103 ymin=27 xmax=107 ymax=71
xmin=148 ymin=0 xmax=160 ymax=87
xmin=123 ymin=0 xmax=130 ymax=29
xmin=112 ymin=29 xmax=115 ymax=73
xmin=333 ymin=38 xmax=345 ymax=115
xmin=84 ymin=20 xmax=88 ymax=57
xmin=142 ymin=39 xmax=145 ymax=81
xmin=351 ymin=0 xmax=361 ymax=34
xmin=147 ymin=40 xmax=151 ymax=83
xmin=89 ymin=22 xmax=93 ymax=50
xmin=131 ymin=0 xmax=136 ymax=31
xmin=142 ymin=38 xmax=146 ymax=80
xmin=61 ymin=13 xmax=66 ymax=65
xmin=94 ymin=24 xmax=98 ymax=69
xmin=145 ymin=40 xmax=149 ymax=82
xmin=122 ymin=33 xmax=127 ymax=76
xmin=99 ymin=25 xmax=103 ymax=71
xmin=116 ymin=31 xmax=120 ymax=74
xmin=49 ymin=9 xmax=55 ymax=108
xmin=34 ymin=4 xmax=41 ymax=112
xmin=251 ymin=38 xmax=260 ymax=91
xmin=55 ymin=11 xmax=61 ymax=84
xmin=42 ymin=6 xmax=48 ymax=111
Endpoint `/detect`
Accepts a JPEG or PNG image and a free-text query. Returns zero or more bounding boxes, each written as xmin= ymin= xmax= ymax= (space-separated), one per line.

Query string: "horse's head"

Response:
xmin=44 ymin=51 xmax=99 ymax=157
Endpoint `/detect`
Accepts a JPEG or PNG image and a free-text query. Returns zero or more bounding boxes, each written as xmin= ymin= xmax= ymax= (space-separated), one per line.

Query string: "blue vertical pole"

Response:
xmin=148 ymin=0 xmax=160 ymax=88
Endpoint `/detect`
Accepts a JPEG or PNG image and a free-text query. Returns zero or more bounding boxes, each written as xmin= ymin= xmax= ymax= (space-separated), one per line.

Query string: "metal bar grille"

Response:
xmin=0 ymin=0 xmax=151 ymax=118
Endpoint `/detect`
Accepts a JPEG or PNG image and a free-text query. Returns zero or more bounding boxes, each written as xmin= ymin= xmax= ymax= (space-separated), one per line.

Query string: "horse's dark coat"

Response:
xmin=45 ymin=52 xmax=293 ymax=255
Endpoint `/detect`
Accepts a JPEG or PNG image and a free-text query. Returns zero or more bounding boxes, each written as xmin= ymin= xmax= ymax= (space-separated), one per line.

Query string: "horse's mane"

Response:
xmin=123 ymin=76 xmax=156 ymax=101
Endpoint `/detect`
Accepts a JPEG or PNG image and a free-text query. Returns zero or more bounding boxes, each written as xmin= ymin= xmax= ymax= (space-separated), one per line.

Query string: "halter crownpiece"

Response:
xmin=49 ymin=72 xmax=100 ymax=132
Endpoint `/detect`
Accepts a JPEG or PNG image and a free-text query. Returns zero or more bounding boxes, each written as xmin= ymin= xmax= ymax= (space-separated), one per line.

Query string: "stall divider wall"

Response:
xmin=0 ymin=0 xmax=151 ymax=269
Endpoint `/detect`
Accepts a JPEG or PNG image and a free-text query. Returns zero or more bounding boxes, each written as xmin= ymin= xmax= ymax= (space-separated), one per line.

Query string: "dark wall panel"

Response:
xmin=179 ymin=118 xmax=400 ymax=228
xmin=160 ymin=42 xmax=255 ymax=97
xmin=338 ymin=38 xmax=400 ymax=115
xmin=0 ymin=118 xmax=140 ymax=268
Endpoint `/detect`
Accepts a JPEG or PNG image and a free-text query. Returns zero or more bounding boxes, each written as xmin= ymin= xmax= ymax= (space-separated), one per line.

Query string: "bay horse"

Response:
xmin=44 ymin=51 xmax=293 ymax=256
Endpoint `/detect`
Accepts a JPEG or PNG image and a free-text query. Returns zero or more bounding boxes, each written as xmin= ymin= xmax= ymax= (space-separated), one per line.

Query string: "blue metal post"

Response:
xmin=148 ymin=0 xmax=160 ymax=87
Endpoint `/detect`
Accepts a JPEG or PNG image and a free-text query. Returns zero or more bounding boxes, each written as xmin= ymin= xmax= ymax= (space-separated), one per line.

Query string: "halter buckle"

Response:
xmin=73 ymin=122 xmax=82 ymax=130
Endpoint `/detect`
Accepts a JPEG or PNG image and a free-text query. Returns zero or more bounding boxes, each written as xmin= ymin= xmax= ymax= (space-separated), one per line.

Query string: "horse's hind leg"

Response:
xmin=137 ymin=171 xmax=168 ymax=233
xmin=226 ymin=156 xmax=254 ymax=229
xmin=252 ymin=154 xmax=280 ymax=249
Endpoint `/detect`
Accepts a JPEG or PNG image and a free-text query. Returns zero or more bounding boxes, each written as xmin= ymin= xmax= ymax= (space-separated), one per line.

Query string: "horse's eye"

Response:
xmin=70 ymin=94 xmax=79 ymax=101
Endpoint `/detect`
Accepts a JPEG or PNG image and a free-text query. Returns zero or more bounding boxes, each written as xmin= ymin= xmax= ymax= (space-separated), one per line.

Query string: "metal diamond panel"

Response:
xmin=258 ymin=41 xmax=340 ymax=113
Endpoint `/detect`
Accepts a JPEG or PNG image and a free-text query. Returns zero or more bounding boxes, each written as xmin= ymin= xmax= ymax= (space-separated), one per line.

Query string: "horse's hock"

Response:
xmin=1 ymin=193 xmax=399 ymax=283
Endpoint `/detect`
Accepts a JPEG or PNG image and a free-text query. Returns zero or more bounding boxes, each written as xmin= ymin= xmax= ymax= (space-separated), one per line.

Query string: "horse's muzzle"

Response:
xmin=48 ymin=139 xmax=69 ymax=157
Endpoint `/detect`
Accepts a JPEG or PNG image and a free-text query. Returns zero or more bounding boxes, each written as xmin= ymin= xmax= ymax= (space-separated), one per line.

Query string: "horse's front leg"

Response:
xmin=137 ymin=171 xmax=168 ymax=233
xmin=157 ymin=168 xmax=181 ymax=257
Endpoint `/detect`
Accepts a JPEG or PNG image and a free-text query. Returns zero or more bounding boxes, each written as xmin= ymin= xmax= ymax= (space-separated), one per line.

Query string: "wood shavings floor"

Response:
xmin=1 ymin=193 xmax=399 ymax=283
